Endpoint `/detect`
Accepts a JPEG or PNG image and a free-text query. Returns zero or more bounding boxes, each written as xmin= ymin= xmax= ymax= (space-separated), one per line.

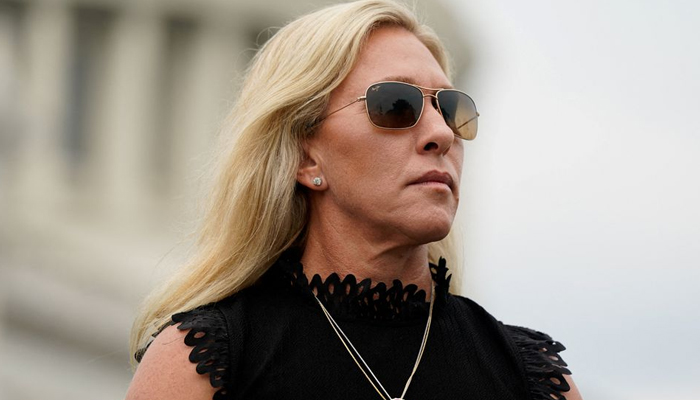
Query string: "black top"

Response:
xmin=139 ymin=252 xmax=571 ymax=400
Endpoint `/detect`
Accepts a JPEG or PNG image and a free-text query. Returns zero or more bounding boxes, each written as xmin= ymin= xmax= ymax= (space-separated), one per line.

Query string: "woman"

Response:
xmin=126 ymin=1 xmax=582 ymax=399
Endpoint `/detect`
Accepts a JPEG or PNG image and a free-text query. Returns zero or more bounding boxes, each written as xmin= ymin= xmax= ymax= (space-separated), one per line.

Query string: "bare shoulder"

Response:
xmin=125 ymin=324 xmax=216 ymax=400
xmin=564 ymin=374 xmax=584 ymax=400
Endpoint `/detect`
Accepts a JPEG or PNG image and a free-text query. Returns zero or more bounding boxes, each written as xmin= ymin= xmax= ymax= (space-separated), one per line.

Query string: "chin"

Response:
xmin=405 ymin=210 xmax=455 ymax=244
xmin=422 ymin=223 xmax=452 ymax=243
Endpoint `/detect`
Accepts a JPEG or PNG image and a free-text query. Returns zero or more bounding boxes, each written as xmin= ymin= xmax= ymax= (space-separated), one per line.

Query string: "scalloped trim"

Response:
xmin=172 ymin=306 xmax=231 ymax=400
xmin=505 ymin=325 xmax=571 ymax=400
xmin=276 ymin=255 xmax=450 ymax=321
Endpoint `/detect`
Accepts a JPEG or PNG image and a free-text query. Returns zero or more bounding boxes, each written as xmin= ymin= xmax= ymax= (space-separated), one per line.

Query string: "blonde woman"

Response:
xmin=126 ymin=1 xmax=582 ymax=399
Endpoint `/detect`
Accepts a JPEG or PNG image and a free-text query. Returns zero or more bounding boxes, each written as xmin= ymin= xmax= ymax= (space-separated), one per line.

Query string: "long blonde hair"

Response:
xmin=130 ymin=0 xmax=461 ymax=365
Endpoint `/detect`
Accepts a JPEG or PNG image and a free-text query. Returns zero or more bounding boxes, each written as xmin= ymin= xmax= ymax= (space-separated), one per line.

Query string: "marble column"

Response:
xmin=88 ymin=8 xmax=165 ymax=220
xmin=12 ymin=2 xmax=73 ymax=210
xmin=166 ymin=20 xmax=248 ymax=219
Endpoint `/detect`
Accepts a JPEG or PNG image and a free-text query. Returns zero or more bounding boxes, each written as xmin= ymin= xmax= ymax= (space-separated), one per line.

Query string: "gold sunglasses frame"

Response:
xmin=320 ymin=81 xmax=479 ymax=140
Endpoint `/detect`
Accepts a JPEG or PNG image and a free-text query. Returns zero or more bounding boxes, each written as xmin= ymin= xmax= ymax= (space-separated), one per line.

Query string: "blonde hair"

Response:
xmin=130 ymin=0 xmax=462 ymax=365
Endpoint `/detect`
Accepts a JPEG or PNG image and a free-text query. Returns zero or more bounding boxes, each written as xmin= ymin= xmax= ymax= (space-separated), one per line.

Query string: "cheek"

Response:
xmin=448 ymin=144 xmax=465 ymax=199
xmin=452 ymin=144 xmax=465 ymax=175
xmin=325 ymin=132 xmax=400 ymax=181
xmin=323 ymin=141 xmax=410 ymax=215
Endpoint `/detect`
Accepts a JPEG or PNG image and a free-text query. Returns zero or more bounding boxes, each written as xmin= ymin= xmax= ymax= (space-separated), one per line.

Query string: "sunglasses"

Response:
xmin=320 ymin=81 xmax=479 ymax=140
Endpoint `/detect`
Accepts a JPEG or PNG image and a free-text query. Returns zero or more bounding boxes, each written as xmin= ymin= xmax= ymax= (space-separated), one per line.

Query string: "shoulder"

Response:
xmin=126 ymin=324 xmax=217 ymax=400
xmin=127 ymin=304 xmax=233 ymax=400
xmin=449 ymin=295 xmax=582 ymax=400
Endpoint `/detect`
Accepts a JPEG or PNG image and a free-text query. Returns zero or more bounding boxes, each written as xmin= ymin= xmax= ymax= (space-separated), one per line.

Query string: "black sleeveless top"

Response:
xmin=138 ymin=253 xmax=571 ymax=400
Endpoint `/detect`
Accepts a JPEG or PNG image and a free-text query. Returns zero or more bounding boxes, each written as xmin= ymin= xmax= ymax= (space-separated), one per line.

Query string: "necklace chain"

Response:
xmin=314 ymin=280 xmax=436 ymax=400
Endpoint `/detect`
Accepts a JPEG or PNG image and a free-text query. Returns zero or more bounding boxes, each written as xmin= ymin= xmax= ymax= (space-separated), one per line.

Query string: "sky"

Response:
xmin=443 ymin=0 xmax=700 ymax=399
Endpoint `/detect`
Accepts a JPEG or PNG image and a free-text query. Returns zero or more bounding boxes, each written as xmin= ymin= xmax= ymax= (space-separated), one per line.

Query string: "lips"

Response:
xmin=410 ymin=171 xmax=454 ymax=190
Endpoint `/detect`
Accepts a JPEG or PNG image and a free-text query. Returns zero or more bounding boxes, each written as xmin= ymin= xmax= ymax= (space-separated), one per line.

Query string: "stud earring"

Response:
xmin=312 ymin=177 xmax=322 ymax=186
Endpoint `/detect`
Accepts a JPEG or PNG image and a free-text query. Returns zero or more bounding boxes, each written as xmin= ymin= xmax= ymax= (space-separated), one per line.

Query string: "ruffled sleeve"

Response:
xmin=171 ymin=305 xmax=232 ymax=400
xmin=503 ymin=324 xmax=572 ymax=400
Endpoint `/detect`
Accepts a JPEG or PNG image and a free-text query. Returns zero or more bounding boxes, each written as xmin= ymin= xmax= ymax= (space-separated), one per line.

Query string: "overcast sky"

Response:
xmin=444 ymin=1 xmax=700 ymax=399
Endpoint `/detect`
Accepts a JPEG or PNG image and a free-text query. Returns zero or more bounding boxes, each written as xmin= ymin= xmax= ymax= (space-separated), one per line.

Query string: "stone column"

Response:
xmin=0 ymin=5 xmax=19 ymax=200
xmin=12 ymin=2 xmax=73 ymax=210
xmin=167 ymin=19 xmax=248 ymax=219
xmin=88 ymin=8 xmax=165 ymax=220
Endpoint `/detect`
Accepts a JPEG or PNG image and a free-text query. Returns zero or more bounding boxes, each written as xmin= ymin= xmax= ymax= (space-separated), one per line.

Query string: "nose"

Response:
xmin=415 ymin=94 xmax=455 ymax=154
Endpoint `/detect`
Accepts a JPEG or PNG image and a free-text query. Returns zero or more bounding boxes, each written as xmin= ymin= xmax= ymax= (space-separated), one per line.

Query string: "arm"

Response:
xmin=125 ymin=325 xmax=216 ymax=400
xmin=564 ymin=374 xmax=583 ymax=400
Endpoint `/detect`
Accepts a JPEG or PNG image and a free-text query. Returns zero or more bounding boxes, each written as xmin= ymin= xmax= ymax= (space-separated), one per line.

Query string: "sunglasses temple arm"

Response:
xmin=307 ymin=97 xmax=364 ymax=130
xmin=456 ymin=112 xmax=480 ymax=130
xmin=317 ymin=96 xmax=366 ymax=123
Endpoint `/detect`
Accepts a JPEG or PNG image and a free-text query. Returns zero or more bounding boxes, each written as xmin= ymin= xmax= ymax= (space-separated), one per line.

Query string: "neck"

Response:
xmin=300 ymin=212 xmax=433 ymax=293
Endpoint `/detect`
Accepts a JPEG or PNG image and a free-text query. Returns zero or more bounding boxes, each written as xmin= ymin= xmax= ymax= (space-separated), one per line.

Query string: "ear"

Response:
xmin=297 ymin=140 xmax=327 ymax=191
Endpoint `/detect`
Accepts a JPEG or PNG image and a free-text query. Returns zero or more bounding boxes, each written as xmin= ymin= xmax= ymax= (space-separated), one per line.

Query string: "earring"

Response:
xmin=312 ymin=177 xmax=322 ymax=186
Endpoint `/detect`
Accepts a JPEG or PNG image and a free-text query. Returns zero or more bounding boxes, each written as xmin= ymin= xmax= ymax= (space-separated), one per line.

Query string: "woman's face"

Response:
xmin=302 ymin=27 xmax=464 ymax=246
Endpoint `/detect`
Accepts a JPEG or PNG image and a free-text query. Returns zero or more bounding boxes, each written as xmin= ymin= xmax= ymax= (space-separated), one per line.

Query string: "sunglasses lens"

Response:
xmin=437 ymin=90 xmax=478 ymax=140
xmin=365 ymin=82 xmax=423 ymax=129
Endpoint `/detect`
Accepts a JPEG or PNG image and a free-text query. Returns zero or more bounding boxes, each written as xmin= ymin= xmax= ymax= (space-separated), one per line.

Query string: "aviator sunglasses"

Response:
xmin=320 ymin=81 xmax=479 ymax=140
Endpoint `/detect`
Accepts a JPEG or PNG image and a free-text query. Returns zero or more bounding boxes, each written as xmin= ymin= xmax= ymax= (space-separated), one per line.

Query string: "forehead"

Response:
xmin=338 ymin=27 xmax=451 ymax=96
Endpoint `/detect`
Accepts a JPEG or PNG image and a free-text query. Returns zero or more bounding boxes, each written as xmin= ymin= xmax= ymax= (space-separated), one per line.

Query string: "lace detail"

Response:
xmin=505 ymin=325 xmax=571 ymax=400
xmin=172 ymin=306 xmax=231 ymax=400
xmin=274 ymin=254 xmax=450 ymax=321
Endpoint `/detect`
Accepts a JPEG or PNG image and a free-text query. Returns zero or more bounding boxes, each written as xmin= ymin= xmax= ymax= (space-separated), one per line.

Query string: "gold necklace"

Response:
xmin=314 ymin=280 xmax=435 ymax=400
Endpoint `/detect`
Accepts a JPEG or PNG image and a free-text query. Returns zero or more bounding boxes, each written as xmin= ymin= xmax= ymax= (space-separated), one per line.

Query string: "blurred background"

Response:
xmin=0 ymin=0 xmax=698 ymax=399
